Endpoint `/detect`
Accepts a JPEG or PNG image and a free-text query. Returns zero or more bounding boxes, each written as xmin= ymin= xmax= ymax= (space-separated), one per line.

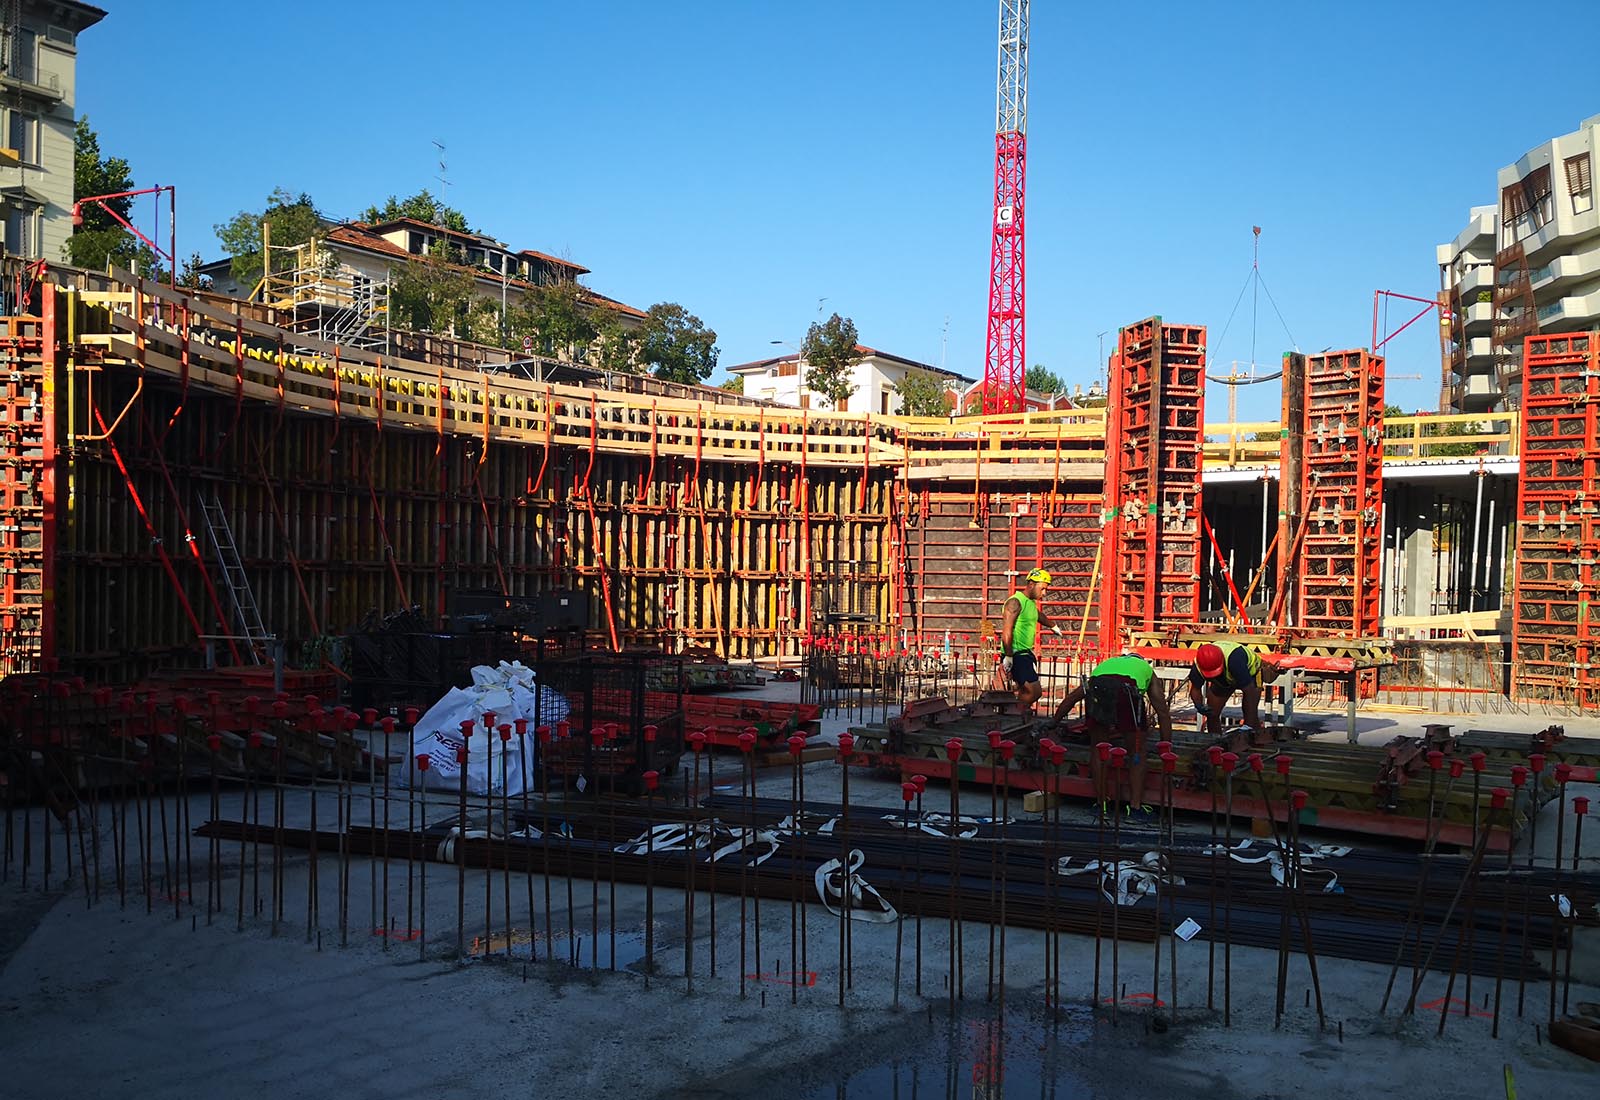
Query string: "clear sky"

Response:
xmin=79 ymin=1 xmax=1597 ymax=419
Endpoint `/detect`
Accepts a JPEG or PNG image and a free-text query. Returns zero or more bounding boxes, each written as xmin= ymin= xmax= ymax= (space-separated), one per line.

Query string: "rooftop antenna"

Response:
xmin=432 ymin=139 xmax=450 ymax=228
xmin=940 ymin=315 xmax=950 ymax=371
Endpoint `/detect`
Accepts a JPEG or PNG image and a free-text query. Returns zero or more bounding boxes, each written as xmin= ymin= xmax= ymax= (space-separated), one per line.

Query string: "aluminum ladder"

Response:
xmin=199 ymin=492 xmax=268 ymax=664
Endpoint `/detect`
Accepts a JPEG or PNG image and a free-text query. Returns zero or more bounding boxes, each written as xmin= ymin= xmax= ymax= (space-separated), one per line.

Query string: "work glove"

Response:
xmin=1001 ymin=655 xmax=1014 ymax=673
xmin=1051 ymin=625 xmax=1064 ymax=639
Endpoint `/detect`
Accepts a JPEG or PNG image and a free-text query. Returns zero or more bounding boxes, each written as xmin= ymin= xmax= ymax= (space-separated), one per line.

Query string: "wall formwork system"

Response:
xmin=0 ymin=266 xmax=1124 ymax=682
xmin=1282 ymin=349 xmax=1386 ymax=639
xmin=1510 ymin=331 xmax=1600 ymax=706
xmin=1099 ymin=318 xmax=1206 ymax=650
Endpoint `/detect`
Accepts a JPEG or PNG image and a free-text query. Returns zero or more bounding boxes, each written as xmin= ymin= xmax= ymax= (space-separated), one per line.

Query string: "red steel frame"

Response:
xmin=982 ymin=130 xmax=1026 ymax=414
xmin=0 ymin=309 xmax=51 ymax=675
xmin=1288 ymin=350 xmax=1385 ymax=641
xmin=1099 ymin=319 xmax=1206 ymax=649
xmin=1510 ymin=331 xmax=1600 ymax=706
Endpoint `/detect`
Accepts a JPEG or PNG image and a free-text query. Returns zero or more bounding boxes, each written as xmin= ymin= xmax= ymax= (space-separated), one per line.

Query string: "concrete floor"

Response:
xmin=2 ymin=693 xmax=1598 ymax=1099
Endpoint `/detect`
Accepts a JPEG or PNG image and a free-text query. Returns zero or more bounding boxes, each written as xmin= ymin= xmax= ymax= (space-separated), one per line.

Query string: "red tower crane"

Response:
xmin=982 ymin=0 xmax=1029 ymax=414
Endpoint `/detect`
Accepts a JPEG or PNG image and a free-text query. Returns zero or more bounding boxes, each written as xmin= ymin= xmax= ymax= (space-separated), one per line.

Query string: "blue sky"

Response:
xmin=82 ymin=1 xmax=1596 ymax=418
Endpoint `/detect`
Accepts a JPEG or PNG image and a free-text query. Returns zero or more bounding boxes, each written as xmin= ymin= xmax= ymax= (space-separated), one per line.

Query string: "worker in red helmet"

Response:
xmin=1187 ymin=641 xmax=1276 ymax=736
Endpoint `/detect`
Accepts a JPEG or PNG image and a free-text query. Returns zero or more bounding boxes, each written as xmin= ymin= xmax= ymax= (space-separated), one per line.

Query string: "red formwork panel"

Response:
xmin=1511 ymin=331 xmax=1600 ymax=706
xmin=1100 ymin=319 xmax=1206 ymax=649
xmin=0 ymin=314 xmax=50 ymax=676
xmin=1289 ymin=350 xmax=1385 ymax=639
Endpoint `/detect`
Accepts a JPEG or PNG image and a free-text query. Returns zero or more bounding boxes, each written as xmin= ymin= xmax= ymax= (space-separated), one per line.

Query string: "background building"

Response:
xmin=1440 ymin=113 xmax=1598 ymax=411
xmin=0 ymin=1 xmax=105 ymax=260
xmin=726 ymin=346 xmax=974 ymax=413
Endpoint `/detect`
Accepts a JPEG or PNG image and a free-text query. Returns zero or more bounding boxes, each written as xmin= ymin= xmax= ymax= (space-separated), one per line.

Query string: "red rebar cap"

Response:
xmin=1470 ymin=751 xmax=1487 ymax=773
xmin=1161 ymin=752 xmax=1177 ymax=774
xmin=1156 ymin=741 xmax=1172 ymax=756
xmin=999 ymin=739 xmax=1016 ymax=762
xmin=362 ymin=708 xmax=379 ymax=726
xmin=303 ymin=694 xmax=320 ymax=711
xmin=1490 ymin=788 xmax=1508 ymax=809
xmin=381 ymin=716 xmax=396 ymax=734
xmin=405 ymin=707 xmax=420 ymax=726
xmin=1529 ymin=753 xmax=1546 ymax=774
xmin=1449 ymin=758 xmax=1464 ymax=779
xmin=207 ymin=690 xmax=222 ymax=708
xmin=738 ymin=731 xmax=758 ymax=754
xmin=1574 ymin=796 xmax=1590 ymax=816
xmin=557 ymin=721 xmax=571 ymax=739
xmin=944 ymin=738 xmax=964 ymax=762
xmin=343 ymin=711 xmax=360 ymax=733
xmin=1292 ymin=789 xmax=1308 ymax=811
xmin=643 ymin=770 xmax=660 ymax=791
xmin=590 ymin=727 xmax=607 ymax=746
xmin=536 ymin=725 xmax=552 ymax=743
xmin=271 ymin=700 xmax=288 ymax=718
xmin=1248 ymin=753 xmax=1264 ymax=773
xmin=1207 ymin=746 xmax=1224 ymax=766
xmin=607 ymin=722 xmax=622 ymax=739
xmin=1222 ymin=751 xmax=1239 ymax=769
xmin=456 ymin=746 xmax=468 ymax=764
xmin=1095 ymin=741 xmax=1112 ymax=761
xmin=1110 ymin=746 xmax=1127 ymax=769
xmin=247 ymin=730 xmax=262 ymax=749
xmin=1426 ymin=750 xmax=1443 ymax=771
xmin=986 ymin=729 xmax=1003 ymax=749
xmin=911 ymin=774 xmax=928 ymax=793
xmin=1275 ymin=755 xmax=1292 ymax=776
xmin=206 ymin=733 xmax=221 ymax=752
xmin=1511 ymin=765 xmax=1527 ymax=788
xmin=416 ymin=753 xmax=431 ymax=771
xmin=514 ymin=718 xmax=529 ymax=736
xmin=175 ymin=695 xmax=192 ymax=715
xmin=787 ymin=735 xmax=806 ymax=756
xmin=837 ymin=732 xmax=855 ymax=756
xmin=1555 ymin=762 xmax=1572 ymax=783
xmin=332 ymin=705 xmax=349 ymax=724
xmin=901 ymin=782 xmax=917 ymax=803
xmin=689 ymin=731 xmax=706 ymax=753
xmin=1038 ymin=737 xmax=1056 ymax=753
xmin=120 ymin=692 xmax=137 ymax=714
xmin=93 ymin=687 xmax=112 ymax=707
xmin=498 ymin=723 xmax=512 ymax=742
xmin=459 ymin=719 xmax=476 ymax=738
xmin=643 ymin=724 xmax=658 ymax=743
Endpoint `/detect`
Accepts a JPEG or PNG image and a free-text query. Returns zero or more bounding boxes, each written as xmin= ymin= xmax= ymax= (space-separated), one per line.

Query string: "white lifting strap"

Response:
xmin=814 ymin=849 xmax=898 ymax=923
xmin=1054 ymin=850 xmax=1185 ymax=907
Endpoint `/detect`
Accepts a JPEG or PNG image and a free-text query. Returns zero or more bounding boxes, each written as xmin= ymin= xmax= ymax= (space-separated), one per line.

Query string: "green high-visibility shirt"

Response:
xmin=1090 ymin=654 xmax=1156 ymax=691
xmin=1009 ymin=592 xmax=1038 ymax=652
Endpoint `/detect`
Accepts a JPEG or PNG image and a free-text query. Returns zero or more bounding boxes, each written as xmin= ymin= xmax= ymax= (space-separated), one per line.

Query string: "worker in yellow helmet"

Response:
xmin=999 ymin=567 xmax=1062 ymax=711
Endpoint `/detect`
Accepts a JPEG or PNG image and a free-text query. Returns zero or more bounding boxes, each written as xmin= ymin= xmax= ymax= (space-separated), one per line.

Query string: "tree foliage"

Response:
xmin=894 ymin=369 xmax=951 ymax=416
xmin=718 ymin=374 xmax=744 ymax=394
xmin=177 ymin=252 xmax=210 ymax=290
xmin=800 ymin=312 xmax=861 ymax=410
xmin=360 ymin=189 xmax=470 ymax=233
xmin=506 ymin=279 xmax=597 ymax=361
xmin=638 ymin=303 xmax=719 ymax=385
xmin=213 ymin=187 xmax=322 ymax=290
xmin=1025 ymin=364 xmax=1065 ymax=394
xmin=65 ymin=117 xmax=161 ymax=274
xmin=1385 ymin=404 xmax=1487 ymax=457
xmin=591 ymin=314 xmax=640 ymax=373
xmin=389 ymin=237 xmax=488 ymax=338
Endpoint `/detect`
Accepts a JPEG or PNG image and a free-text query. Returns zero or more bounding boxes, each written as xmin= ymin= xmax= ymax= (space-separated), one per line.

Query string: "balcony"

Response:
xmin=1462 ymin=301 xmax=1495 ymax=330
xmin=1531 ymin=248 xmax=1600 ymax=290
xmin=0 ymin=70 xmax=63 ymax=103
xmin=1457 ymin=264 xmax=1495 ymax=299
xmin=1534 ymin=288 xmax=1600 ymax=328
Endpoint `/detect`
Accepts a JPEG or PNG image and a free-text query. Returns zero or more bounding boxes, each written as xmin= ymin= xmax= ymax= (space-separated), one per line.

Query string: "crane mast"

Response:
xmin=982 ymin=0 xmax=1028 ymax=414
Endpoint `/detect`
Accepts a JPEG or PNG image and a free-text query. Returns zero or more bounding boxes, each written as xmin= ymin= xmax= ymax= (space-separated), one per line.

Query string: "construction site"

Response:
xmin=2 ymin=2 xmax=1599 ymax=1098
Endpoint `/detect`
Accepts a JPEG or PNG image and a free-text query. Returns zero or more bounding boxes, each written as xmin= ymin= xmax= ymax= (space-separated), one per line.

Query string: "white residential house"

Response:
xmin=0 ymin=1 xmax=105 ymax=261
xmin=200 ymin=216 xmax=645 ymax=353
xmin=725 ymin=345 xmax=975 ymax=414
xmin=1439 ymin=114 xmax=1599 ymax=411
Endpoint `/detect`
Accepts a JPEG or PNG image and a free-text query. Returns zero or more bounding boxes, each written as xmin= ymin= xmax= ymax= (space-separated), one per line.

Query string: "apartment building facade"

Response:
xmin=1440 ymin=114 xmax=1599 ymax=411
xmin=0 ymin=1 xmax=105 ymax=261
xmin=726 ymin=346 xmax=974 ymax=414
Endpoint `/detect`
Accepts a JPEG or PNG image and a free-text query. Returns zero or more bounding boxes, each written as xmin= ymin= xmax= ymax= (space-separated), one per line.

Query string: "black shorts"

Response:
xmin=1010 ymin=650 xmax=1039 ymax=685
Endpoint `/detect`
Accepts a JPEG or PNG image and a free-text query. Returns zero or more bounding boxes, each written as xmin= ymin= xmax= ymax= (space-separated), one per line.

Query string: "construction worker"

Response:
xmin=999 ymin=568 xmax=1062 ymax=711
xmin=1055 ymin=653 xmax=1172 ymax=816
xmin=1188 ymin=641 xmax=1276 ymax=736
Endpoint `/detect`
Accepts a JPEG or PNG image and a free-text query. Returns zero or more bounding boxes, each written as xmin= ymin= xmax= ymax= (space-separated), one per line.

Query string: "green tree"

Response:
xmin=638 ymin=302 xmax=719 ymax=384
xmin=213 ymin=188 xmax=322 ymax=290
xmin=177 ymin=252 xmax=209 ymax=290
xmin=1025 ymin=364 xmax=1065 ymax=394
xmin=522 ymin=280 xmax=597 ymax=360
xmin=1385 ymin=404 xmax=1486 ymax=457
xmin=590 ymin=314 xmax=640 ymax=373
xmin=360 ymin=189 xmax=470 ymax=233
xmin=65 ymin=117 xmax=161 ymax=274
xmin=718 ymin=374 xmax=744 ymax=394
xmin=894 ymin=369 xmax=951 ymax=416
xmin=800 ymin=312 xmax=861 ymax=410
xmin=389 ymin=237 xmax=480 ymax=336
